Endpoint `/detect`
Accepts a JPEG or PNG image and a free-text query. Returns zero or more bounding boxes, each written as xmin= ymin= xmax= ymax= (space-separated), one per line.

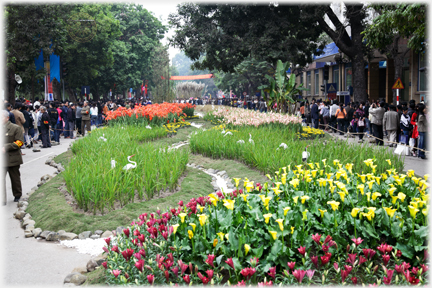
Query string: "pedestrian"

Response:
xmin=11 ymin=102 xmax=25 ymax=133
xmin=383 ymin=105 xmax=400 ymax=147
xmin=90 ymin=102 xmax=98 ymax=126
xmin=321 ymin=101 xmax=330 ymax=131
xmin=48 ymin=103 xmax=60 ymax=143
xmin=21 ymin=104 xmax=31 ymax=148
xmin=2 ymin=110 xmax=24 ymax=204
xmin=416 ymin=104 xmax=427 ymax=159
xmin=329 ymin=100 xmax=339 ymax=132
xmin=67 ymin=103 xmax=76 ymax=139
xmin=335 ymin=103 xmax=347 ymax=135
xmin=62 ymin=102 xmax=70 ymax=138
xmin=5 ymin=103 xmax=16 ymax=124
xmin=355 ymin=103 xmax=366 ymax=143
xmin=75 ymin=102 xmax=83 ymax=136
xmin=311 ymin=99 xmax=319 ymax=129
xmin=369 ymin=101 xmax=386 ymax=146
xmin=81 ymin=101 xmax=91 ymax=136
xmin=40 ymin=106 xmax=51 ymax=148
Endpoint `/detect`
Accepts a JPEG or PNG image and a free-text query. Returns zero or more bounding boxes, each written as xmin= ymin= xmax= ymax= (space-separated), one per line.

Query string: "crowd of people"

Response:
xmin=299 ymin=98 xmax=428 ymax=160
xmin=3 ymin=97 xmax=153 ymax=151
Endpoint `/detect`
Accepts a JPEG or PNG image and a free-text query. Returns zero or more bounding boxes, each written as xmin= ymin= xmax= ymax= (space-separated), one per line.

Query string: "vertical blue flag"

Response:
xmin=35 ymin=50 xmax=44 ymax=70
xmin=50 ymin=54 xmax=60 ymax=82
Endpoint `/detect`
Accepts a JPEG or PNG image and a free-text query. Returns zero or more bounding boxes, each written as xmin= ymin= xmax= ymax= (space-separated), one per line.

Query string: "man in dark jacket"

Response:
xmin=21 ymin=105 xmax=32 ymax=148
xmin=5 ymin=103 xmax=16 ymax=124
xmin=3 ymin=110 xmax=24 ymax=204
xmin=67 ymin=103 xmax=76 ymax=139
xmin=40 ymin=106 xmax=51 ymax=148
xmin=311 ymin=99 xmax=319 ymax=129
xmin=62 ymin=102 xmax=70 ymax=138
xmin=48 ymin=103 xmax=59 ymax=143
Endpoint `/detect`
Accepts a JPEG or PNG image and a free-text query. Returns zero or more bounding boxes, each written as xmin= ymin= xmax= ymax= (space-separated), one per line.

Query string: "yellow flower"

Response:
xmin=302 ymin=209 xmax=308 ymax=220
xmin=245 ymin=182 xmax=254 ymax=193
xmin=386 ymin=159 xmax=392 ymax=166
xmin=391 ymin=195 xmax=399 ymax=204
xmin=281 ymin=174 xmax=287 ymax=184
xmin=315 ymin=163 xmax=320 ymax=169
xmin=322 ymin=159 xmax=327 ymax=166
xmin=301 ymin=195 xmax=310 ymax=204
xmin=198 ymin=214 xmax=208 ymax=226
xmin=266 ymin=174 xmax=272 ymax=180
xmin=283 ymin=207 xmax=291 ymax=216
xmin=213 ymin=239 xmax=218 ymax=247
xmin=382 ymin=173 xmax=388 ymax=180
xmin=425 ymin=174 xmax=429 ymax=182
xmin=351 ymin=208 xmax=361 ymax=218
xmin=397 ymin=192 xmax=406 ymax=202
xmin=308 ymin=163 xmax=314 ymax=169
xmin=400 ymin=174 xmax=407 ymax=184
xmin=208 ymin=194 xmax=219 ymax=206
xmin=408 ymin=205 xmax=420 ymax=218
xmin=282 ymin=167 xmax=287 ymax=174
xmin=344 ymin=163 xmax=353 ymax=174
xmin=367 ymin=180 xmax=375 ymax=190
xmin=366 ymin=192 xmax=371 ymax=202
xmin=233 ymin=178 xmax=241 ymax=187
xmin=293 ymin=196 xmax=299 ymax=204
xmin=412 ymin=177 xmax=420 ymax=185
xmin=289 ymin=179 xmax=300 ymax=189
xmin=290 ymin=226 xmax=295 ymax=234
xmin=362 ymin=212 xmax=373 ymax=221
xmin=407 ymin=170 xmax=415 ymax=178
xmin=422 ymin=194 xmax=429 ymax=203
xmin=333 ymin=159 xmax=340 ymax=166
xmin=337 ymin=191 xmax=345 ymax=202
xmin=240 ymin=194 xmax=249 ymax=202
xmin=263 ymin=213 xmax=273 ymax=224
xmin=172 ymin=224 xmax=180 ymax=234
xmin=244 ymin=244 xmax=251 ymax=255
xmin=326 ymin=173 xmax=333 ymax=179
xmin=179 ymin=213 xmax=187 ymax=223
xmin=225 ymin=233 xmax=229 ymax=241
xmin=188 ymin=230 xmax=194 ymax=239
xmin=330 ymin=186 xmax=336 ymax=194
xmin=269 ymin=231 xmax=278 ymax=240
xmin=217 ymin=232 xmax=225 ymax=241
xmin=372 ymin=192 xmax=382 ymax=201
xmin=374 ymin=177 xmax=381 ymax=185
xmin=410 ymin=201 xmax=418 ymax=209
xmin=422 ymin=205 xmax=429 ymax=216
xmin=259 ymin=195 xmax=272 ymax=206
xmin=311 ymin=170 xmax=318 ymax=178
xmin=275 ymin=219 xmax=284 ymax=231
xmin=364 ymin=159 xmax=374 ymax=167
xmin=223 ymin=199 xmax=235 ymax=210
xmin=367 ymin=207 xmax=377 ymax=218
xmin=319 ymin=209 xmax=327 ymax=218
xmin=271 ymin=188 xmax=282 ymax=196
xmin=189 ymin=223 xmax=196 ymax=232
xmin=327 ymin=201 xmax=340 ymax=211
xmin=388 ymin=187 xmax=397 ymax=196
xmin=327 ymin=179 xmax=334 ymax=187
xmin=357 ymin=184 xmax=365 ymax=195
xmin=317 ymin=178 xmax=326 ymax=187
xmin=360 ymin=174 xmax=366 ymax=183
xmin=197 ymin=204 xmax=204 ymax=213
xmin=383 ymin=207 xmax=397 ymax=218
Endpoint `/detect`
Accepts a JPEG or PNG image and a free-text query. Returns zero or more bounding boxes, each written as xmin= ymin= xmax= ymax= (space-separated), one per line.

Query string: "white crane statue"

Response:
xmin=123 ymin=154 xmax=137 ymax=171
xmin=302 ymin=146 xmax=310 ymax=163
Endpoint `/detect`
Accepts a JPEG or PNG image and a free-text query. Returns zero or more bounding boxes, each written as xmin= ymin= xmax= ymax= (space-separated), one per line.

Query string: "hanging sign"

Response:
xmin=392 ymin=77 xmax=404 ymax=89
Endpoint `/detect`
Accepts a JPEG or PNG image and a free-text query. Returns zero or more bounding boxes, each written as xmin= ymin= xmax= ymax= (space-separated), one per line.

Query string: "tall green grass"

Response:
xmin=63 ymin=126 xmax=189 ymax=214
xmin=189 ymin=125 xmax=404 ymax=174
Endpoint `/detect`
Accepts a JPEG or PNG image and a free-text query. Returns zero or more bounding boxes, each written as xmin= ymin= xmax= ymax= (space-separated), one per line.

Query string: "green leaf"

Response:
xmin=270 ymin=240 xmax=282 ymax=256
xmin=395 ymin=242 xmax=415 ymax=259
xmin=252 ymin=245 xmax=264 ymax=259
xmin=232 ymin=257 xmax=243 ymax=271
xmin=216 ymin=254 xmax=224 ymax=266
xmin=362 ymin=221 xmax=379 ymax=239
xmin=414 ymin=226 xmax=428 ymax=238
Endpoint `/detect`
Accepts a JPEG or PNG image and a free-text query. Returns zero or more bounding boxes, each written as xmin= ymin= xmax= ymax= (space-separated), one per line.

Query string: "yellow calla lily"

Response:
xmin=318 ymin=209 xmax=327 ymax=217
xmin=333 ymin=159 xmax=340 ymax=166
xmin=308 ymin=163 xmax=314 ymax=169
xmin=327 ymin=201 xmax=340 ymax=211
xmin=422 ymin=205 xmax=429 ymax=216
xmin=410 ymin=201 xmax=418 ymax=209
xmin=407 ymin=170 xmax=415 ymax=178
xmin=179 ymin=213 xmax=187 ymax=223
xmin=217 ymin=232 xmax=225 ymax=241
xmin=386 ymin=159 xmax=392 ymax=166
xmin=381 ymin=173 xmax=388 ymax=180
xmin=225 ymin=233 xmax=229 ymax=241
xmin=391 ymin=195 xmax=399 ymax=204
xmin=408 ymin=205 xmax=419 ymax=218
xmin=197 ymin=204 xmax=204 ymax=213
xmin=172 ymin=224 xmax=180 ymax=234
xmin=322 ymin=159 xmax=327 ymax=166
xmin=302 ymin=209 xmax=308 ymax=220
xmin=366 ymin=192 xmax=371 ymax=202
xmin=424 ymin=174 xmax=429 ymax=182
xmin=290 ymin=226 xmax=295 ymax=234
xmin=233 ymin=178 xmax=241 ymax=187
xmin=283 ymin=207 xmax=291 ymax=216
xmin=359 ymin=174 xmax=366 ymax=183
xmin=311 ymin=170 xmax=318 ymax=178
xmin=326 ymin=173 xmax=333 ymax=179
xmin=189 ymin=223 xmax=196 ymax=232
xmin=275 ymin=219 xmax=284 ymax=231
xmin=271 ymin=188 xmax=282 ymax=196
xmin=198 ymin=214 xmax=208 ymax=226
xmin=351 ymin=208 xmax=361 ymax=218
xmin=383 ymin=207 xmax=397 ymax=218
xmin=367 ymin=180 xmax=375 ymax=190
xmin=397 ymin=192 xmax=406 ymax=202
xmin=289 ymin=178 xmax=300 ymax=189
xmin=367 ymin=207 xmax=377 ymax=218
xmin=301 ymin=195 xmax=310 ymax=204
xmin=337 ymin=191 xmax=345 ymax=202
xmin=329 ymin=186 xmax=336 ymax=193
xmin=372 ymin=192 xmax=382 ymax=201
xmin=269 ymin=230 xmax=278 ymax=240
xmin=266 ymin=174 xmax=272 ymax=180
xmin=345 ymin=163 xmax=353 ymax=173
xmin=263 ymin=213 xmax=273 ymax=224
xmin=388 ymin=187 xmax=397 ymax=196
xmin=315 ymin=162 xmax=320 ymax=169
xmin=244 ymin=244 xmax=251 ymax=255
xmin=188 ymin=230 xmax=194 ymax=239
xmin=357 ymin=184 xmax=365 ymax=195
xmin=213 ymin=238 xmax=218 ymax=247
xmin=223 ymin=199 xmax=235 ymax=210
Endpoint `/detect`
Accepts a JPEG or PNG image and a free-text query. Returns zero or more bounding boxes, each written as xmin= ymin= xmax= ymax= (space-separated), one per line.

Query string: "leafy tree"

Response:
xmin=150 ymin=45 xmax=176 ymax=103
xmin=5 ymin=4 xmax=72 ymax=104
xmin=168 ymin=4 xmax=325 ymax=72
xmin=362 ymin=3 xmax=427 ymax=104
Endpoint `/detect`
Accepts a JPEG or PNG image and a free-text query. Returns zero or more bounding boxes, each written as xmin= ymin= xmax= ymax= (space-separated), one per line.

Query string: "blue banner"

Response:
xmin=35 ymin=50 xmax=44 ymax=71
xmin=50 ymin=54 xmax=60 ymax=82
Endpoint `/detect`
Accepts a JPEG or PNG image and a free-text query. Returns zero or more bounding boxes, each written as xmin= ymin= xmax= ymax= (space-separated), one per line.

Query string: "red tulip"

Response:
xmin=351 ymin=277 xmax=358 ymax=284
xmin=171 ymin=266 xmax=179 ymax=277
xmin=382 ymin=254 xmax=390 ymax=266
xmin=344 ymin=265 xmax=353 ymax=273
xmin=206 ymin=269 xmax=214 ymax=279
xmin=164 ymin=270 xmax=170 ymax=282
xmin=311 ymin=255 xmax=318 ymax=268
xmin=292 ymin=269 xmax=307 ymax=283
xmin=320 ymin=256 xmax=330 ymax=266
xmin=162 ymin=231 xmax=168 ymax=240
xmin=395 ymin=264 xmax=405 ymax=273
xmin=135 ymin=259 xmax=145 ymax=272
xmin=102 ymin=247 xmax=109 ymax=253
xmin=236 ymin=280 xmax=246 ymax=286
xmin=147 ymin=274 xmax=155 ymax=285
xmin=205 ymin=254 xmax=215 ymax=267
xmin=183 ymin=275 xmax=191 ymax=284
xmin=123 ymin=228 xmax=130 ymax=238
xmin=420 ymin=264 xmax=429 ymax=274
xmin=322 ymin=244 xmax=329 ymax=252
xmin=267 ymin=266 xmax=276 ymax=279
xmin=178 ymin=200 xmax=184 ymax=207
xmin=333 ymin=262 xmax=338 ymax=271
xmin=102 ymin=262 xmax=107 ymax=269
xmin=197 ymin=272 xmax=210 ymax=285
xmin=359 ymin=256 xmax=367 ymax=265
xmin=396 ymin=250 xmax=402 ymax=257
xmin=138 ymin=234 xmax=145 ymax=243
xmin=341 ymin=269 xmax=349 ymax=282
xmin=311 ymin=233 xmax=321 ymax=244
xmin=112 ymin=269 xmax=121 ymax=278
xmin=111 ymin=245 xmax=119 ymax=253
xmin=346 ymin=253 xmax=357 ymax=264
xmin=411 ymin=267 xmax=419 ymax=276
xmin=287 ymin=262 xmax=296 ymax=270
xmin=133 ymin=229 xmax=140 ymax=236
xmin=250 ymin=257 xmax=259 ymax=267
xmin=324 ymin=235 xmax=332 ymax=244
xmin=134 ymin=252 xmax=142 ymax=260
xmin=351 ymin=237 xmax=364 ymax=246
xmin=403 ymin=262 xmax=411 ymax=270
xmin=298 ymin=246 xmax=306 ymax=256
xmin=104 ymin=237 xmax=111 ymax=246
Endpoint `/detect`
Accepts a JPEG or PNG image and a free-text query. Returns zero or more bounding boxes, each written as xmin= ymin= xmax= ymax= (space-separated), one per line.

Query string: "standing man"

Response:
xmin=311 ymin=99 xmax=319 ymax=129
xmin=62 ymin=102 xmax=70 ymax=138
xmin=383 ymin=105 xmax=400 ymax=147
xmin=67 ymin=103 xmax=76 ymax=139
xmin=81 ymin=101 xmax=91 ymax=136
xmin=3 ymin=111 xmax=24 ymax=204
xmin=75 ymin=102 xmax=83 ymax=136
xmin=40 ymin=106 xmax=51 ymax=148
xmin=369 ymin=101 xmax=386 ymax=146
xmin=48 ymin=103 xmax=60 ymax=143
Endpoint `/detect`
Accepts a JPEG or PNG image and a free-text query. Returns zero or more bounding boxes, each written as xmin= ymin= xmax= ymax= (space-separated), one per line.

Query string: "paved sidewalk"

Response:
xmin=2 ymin=138 xmax=93 ymax=287
xmin=325 ymin=130 xmax=430 ymax=176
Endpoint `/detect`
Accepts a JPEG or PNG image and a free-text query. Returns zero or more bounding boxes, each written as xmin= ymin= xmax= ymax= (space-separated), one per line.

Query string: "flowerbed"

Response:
xmin=208 ymin=107 xmax=302 ymax=127
xmin=106 ymin=103 xmax=196 ymax=126
xmin=63 ymin=126 xmax=189 ymax=214
xmin=297 ymin=126 xmax=325 ymax=140
xmin=189 ymin=125 xmax=404 ymax=174
xmin=101 ymin=160 xmax=429 ymax=286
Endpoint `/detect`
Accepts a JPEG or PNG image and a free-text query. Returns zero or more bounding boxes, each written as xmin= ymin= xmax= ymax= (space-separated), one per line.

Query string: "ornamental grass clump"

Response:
xmin=63 ymin=126 xmax=188 ymax=214
xmin=102 ymin=160 xmax=428 ymax=286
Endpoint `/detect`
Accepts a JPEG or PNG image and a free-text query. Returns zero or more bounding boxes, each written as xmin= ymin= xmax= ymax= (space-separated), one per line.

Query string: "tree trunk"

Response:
xmin=7 ymin=68 xmax=17 ymax=105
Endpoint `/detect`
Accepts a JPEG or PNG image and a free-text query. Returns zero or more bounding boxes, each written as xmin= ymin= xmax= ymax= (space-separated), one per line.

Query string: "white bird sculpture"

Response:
xmin=302 ymin=146 xmax=310 ymax=163
xmin=277 ymin=143 xmax=288 ymax=150
xmin=99 ymin=133 xmax=107 ymax=142
xmin=224 ymin=131 xmax=233 ymax=136
xmin=123 ymin=154 xmax=137 ymax=171
xmin=146 ymin=125 xmax=152 ymax=129
xmin=249 ymin=133 xmax=254 ymax=145
xmin=111 ymin=159 xmax=116 ymax=169
xmin=237 ymin=140 xmax=245 ymax=144
xmin=221 ymin=128 xmax=226 ymax=134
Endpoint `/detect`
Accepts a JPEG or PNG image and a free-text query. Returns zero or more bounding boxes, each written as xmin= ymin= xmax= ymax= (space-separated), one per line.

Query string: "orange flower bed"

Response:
xmin=106 ymin=103 xmax=195 ymax=123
